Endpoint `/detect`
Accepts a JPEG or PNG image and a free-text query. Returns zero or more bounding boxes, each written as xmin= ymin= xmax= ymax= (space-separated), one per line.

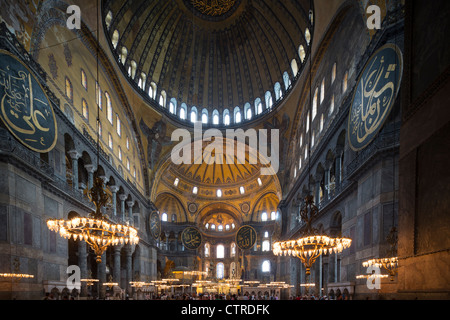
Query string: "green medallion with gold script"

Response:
xmin=236 ymin=225 xmax=257 ymax=250
xmin=181 ymin=226 xmax=202 ymax=250
xmin=149 ymin=211 xmax=161 ymax=240
xmin=0 ymin=50 xmax=57 ymax=153
xmin=347 ymin=44 xmax=403 ymax=151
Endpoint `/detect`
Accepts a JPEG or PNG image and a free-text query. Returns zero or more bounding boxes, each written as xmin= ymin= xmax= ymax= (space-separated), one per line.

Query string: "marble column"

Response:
xmin=78 ymin=242 xmax=88 ymax=297
xmin=97 ymin=252 xmax=107 ymax=299
xmin=126 ymin=200 xmax=134 ymax=224
xmin=113 ymin=246 xmax=121 ymax=284
xmin=119 ymin=194 xmax=127 ymax=222
xmin=68 ymin=150 xmax=80 ymax=191
xmin=125 ymin=245 xmax=133 ymax=297
xmin=84 ymin=164 xmax=95 ymax=190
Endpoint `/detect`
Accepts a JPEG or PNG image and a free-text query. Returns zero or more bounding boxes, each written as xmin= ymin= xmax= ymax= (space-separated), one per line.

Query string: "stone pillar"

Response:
xmin=84 ymin=164 xmax=96 ymax=190
xmin=125 ymin=245 xmax=133 ymax=297
xmin=68 ymin=150 xmax=80 ymax=191
xmin=165 ymin=232 xmax=169 ymax=251
xmin=175 ymin=232 xmax=179 ymax=252
xmin=97 ymin=252 xmax=107 ymax=299
xmin=110 ymin=186 xmax=119 ymax=218
xmin=113 ymin=246 xmax=121 ymax=284
xmin=126 ymin=200 xmax=134 ymax=224
xmin=119 ymin=194 xmax=127 ymax=222
xmin=78 ymin=242 xmax=88 ymax=297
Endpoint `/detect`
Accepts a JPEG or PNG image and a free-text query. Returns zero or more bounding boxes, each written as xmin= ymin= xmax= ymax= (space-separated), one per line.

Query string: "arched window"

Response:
xmin=169 ymin=98 xmax=177 ymax=114
xmin=108 ymin=133 xmax=113 ymax=149
xmin=180 ymin=103 xmax=187 ymax=120
xmin=299 ymin=134 xmax=303 ymax=147
xmin=343 ymin=71 xmax=348 ymax=93
xmin=82 ymin=99 xmax=88 ymax=120
xmin=218 ymin=225 xmax=223 ymax=231
xmin=138 ymin=73 xmax=146 ymax=90
xmin=161 ymin=212 xmax=168 ymax=222
xmin=105 ymin=92 xmax=113 ymax=124
xmin=255 ymin=98 xmax=262 ymax=115
xmin=216 ymin=262 xmax=224 ymax=279
xmin=239 ymin=186 xmax=245 ymax=194
xmin=332 ymin=63 xmax=337 ymax=84
xmin=320 ymin=114 xmax=324 ymax=132
xmin=111 ymin=30 xmax=119 ymax=49
xmin=262 ymin=240 xmax=270 ymax=252
xmin=271 ymin=211 xmax=276 ymax=220
xmin=261 ymin=212 xmax=268 ymax=221
xmin=244 ymin=103 xmax=252 ymax=120
xmin=274 ymin=82 xmax=282 ymax=100
xmin=283 ymin=71 xmax=291 ymax=90
xmin=216 ymin=189 xmax=222 ymax=198
xmin=217 ymin=244 xmax=225 ymax=258
xmin=299 ymin=45 xmax=306 ymax=63
xmin=148 ymin=82 xmax=157 ymax=99
xmin=118 ymin=146 xmax=122 ymax=161
xmin=116 ymin=114 xmax=121 ymax=136
xmin=171 ymin=214 xmax=177 ymax=222
xmin=234 ymin=106 xmax=241 ymax=123
xmin=212 ymin=110 xmax=219 ymax=125
xmin=311 ymin=132 xmax=315 ymax=147
xmin=190 ymin=107 xmax=198 ymax=123
xmin=201 ymin=109 xmax=208 ymax=124
xmin=306 ymin=111 xmax=310 ymax=132
xmin=320 ymin=78 xmax=325 ymax=103
xmin=312 ymin=88 xmax=318 ymax=120
xmin=96 ymin=82 xmax=102 ymax=110
xmin=231 ymin=243 xmax=236 ymax=257
xmin=205 ymin=243 xmax=210 ymax=257
xmin=97 ymin=120 xmax=102 ymax=138
xmin=120 ymin=46 xmax=127 ymax=65
xmin=126 ymin=158 xmax=130 ymax=171
xmin=223 ymin=109 xmax=230 ymax=125
xmin=81 ymin=69 xmax=87 ymax=90
xmin=65 ymin=77 xmax=72 ymax=100
xmin=330 ymin=95 xmax=335 ymax=115
xmin=262 ymin=260 xmax=271 ymax=272
xmin=128 ymin=60 xmax=137 ymax=79
xmin=159 ymin=90 xmax=166 ymax=107
xmin=305 ymin=28 xmax=311 ymax=45
xmin=105 ymin=11 xmax=113 ymax=30
xmin=230 ymin=262 xmax=236 ymax=277
xmin=265 ymin=91 xmax=273 ymax=109
xmin=211 ymin=223 xmax=216 ymax=230
xmin=291 ymin=59 xmax=299 ymax=77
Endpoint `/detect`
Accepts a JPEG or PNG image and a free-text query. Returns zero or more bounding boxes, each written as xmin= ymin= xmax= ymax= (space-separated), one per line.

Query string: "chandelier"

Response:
xmin=273 ymin=195 xmax=352 ymax=276
xmin=47 ymin=176 xmax=139 ymax=263
xmin=360 ymin=227 xmax=398 ymax=281
xmin=0 ymin=258 xmax=34 ymax=281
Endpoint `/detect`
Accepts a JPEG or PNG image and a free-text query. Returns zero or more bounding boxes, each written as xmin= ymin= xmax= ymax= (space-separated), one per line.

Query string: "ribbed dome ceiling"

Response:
xmin=103 ymin=0 xmax=313 ymax=124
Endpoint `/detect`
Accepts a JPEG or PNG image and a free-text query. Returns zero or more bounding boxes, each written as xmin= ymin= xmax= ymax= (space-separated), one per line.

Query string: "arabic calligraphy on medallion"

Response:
xmin=347 ymin=44 xmax=403 ymax=151
xmin=236 ymin=225 xmax=257 ymax=250
xmin=0 ymin=50 xmax=57 ymax=153
xmin=181 ymin=227 xmax=202 ymax=250
xmin=149 ymin=211 xmax=161 ymax=240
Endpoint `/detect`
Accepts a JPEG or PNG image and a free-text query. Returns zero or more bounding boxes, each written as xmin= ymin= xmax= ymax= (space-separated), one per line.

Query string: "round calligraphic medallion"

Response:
xmin=0 ymin=50 xmax=57 ymax=153
xmin=149 ymin=211 xmax=161 ymax=240
xmin=347 ymin=44 xmax=403 ymax=151
xmin=181 ymin=226 xmax=202 ymax=250
xmin=236 ymin=225 xmax=257 ymax=250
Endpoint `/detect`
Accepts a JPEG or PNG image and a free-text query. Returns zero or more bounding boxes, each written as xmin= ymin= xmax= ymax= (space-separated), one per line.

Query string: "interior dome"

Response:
xmin=103 ymin=0 xmax=314 ymax=126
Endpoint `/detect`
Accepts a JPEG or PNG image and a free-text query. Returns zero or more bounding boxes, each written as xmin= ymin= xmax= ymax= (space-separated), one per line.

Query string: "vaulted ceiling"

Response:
xmin=103 ymin=0 xmax=313 ymax=119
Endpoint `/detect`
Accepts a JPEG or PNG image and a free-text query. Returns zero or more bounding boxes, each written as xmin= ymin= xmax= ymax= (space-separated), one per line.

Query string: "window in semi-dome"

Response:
xmin=82 ymin=99 xmax=88 ymax=120
xmin=81 ymin=69 xmax=87 ymax=90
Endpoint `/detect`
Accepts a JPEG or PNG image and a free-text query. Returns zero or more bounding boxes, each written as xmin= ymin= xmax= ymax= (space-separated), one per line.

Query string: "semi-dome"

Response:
xmin=102 ymin=0 xmax=314 ymax=126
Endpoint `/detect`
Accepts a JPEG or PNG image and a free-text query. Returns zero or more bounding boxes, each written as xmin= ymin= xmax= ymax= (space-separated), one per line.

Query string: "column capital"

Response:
xmin=110 ymin=185 xmax=119 ymax=193
xmin=84 ymin=164 xmax=96 ymax=173
xmin=68 ymin=149 xmax=80 ymax=160
xmin=119 ymin=194 xmax=127 ymax=201
xmin=126 ymin=200 xmax=135 ymax=208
